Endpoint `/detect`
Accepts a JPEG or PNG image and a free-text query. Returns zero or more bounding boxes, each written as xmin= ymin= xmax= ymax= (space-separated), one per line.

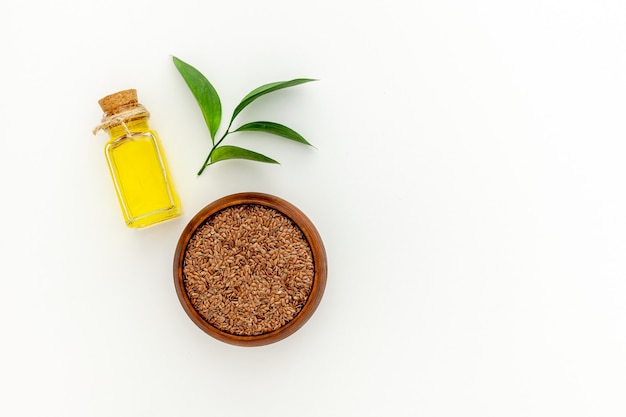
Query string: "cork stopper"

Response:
xmin=98 ymin=89 xmax=139 ymax=115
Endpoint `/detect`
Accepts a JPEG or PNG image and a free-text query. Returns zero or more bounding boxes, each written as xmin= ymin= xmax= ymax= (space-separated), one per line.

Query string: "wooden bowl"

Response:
xmin=173 ymin=192 xmax=327 ymax=346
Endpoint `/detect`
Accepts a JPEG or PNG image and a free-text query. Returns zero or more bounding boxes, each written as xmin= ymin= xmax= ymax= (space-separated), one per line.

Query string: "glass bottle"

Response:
xmin=94 ymin=89 xmax=182 ymax=228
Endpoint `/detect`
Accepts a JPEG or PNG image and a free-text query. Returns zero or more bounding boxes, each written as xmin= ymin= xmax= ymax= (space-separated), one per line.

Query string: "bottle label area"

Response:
xmin=106 ymin=132 xmax=180 ymax=227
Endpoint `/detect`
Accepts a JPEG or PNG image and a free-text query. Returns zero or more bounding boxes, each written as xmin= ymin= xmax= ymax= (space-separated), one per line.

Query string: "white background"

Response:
xmin=1 ymin=0 xmax=625 ymax=415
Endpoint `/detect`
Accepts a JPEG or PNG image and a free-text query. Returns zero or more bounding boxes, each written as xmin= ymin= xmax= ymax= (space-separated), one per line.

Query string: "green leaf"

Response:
xmin=173 ymin=56 xmax=222 ymax=141
xmin=210 ymin=145 xmax=279 ymax=165
xmin=233 ymin=121 xmax=313 ymax=146
xmin=230 ymin=79 xmax=317 ymax=124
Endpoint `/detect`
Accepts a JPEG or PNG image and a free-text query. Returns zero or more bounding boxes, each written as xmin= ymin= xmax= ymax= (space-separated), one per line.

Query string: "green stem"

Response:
xmin=197 ymin=152 xmax=213 ymax=176
xmin=197 ymin=117 xmax=238 ymax=176
xmin=196 ymin=128 xmax=231 ymax=176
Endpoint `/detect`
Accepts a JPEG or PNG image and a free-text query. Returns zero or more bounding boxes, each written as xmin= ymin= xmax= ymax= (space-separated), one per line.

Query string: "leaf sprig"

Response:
xmin=173 ymin=56 xmax=316 ymax=176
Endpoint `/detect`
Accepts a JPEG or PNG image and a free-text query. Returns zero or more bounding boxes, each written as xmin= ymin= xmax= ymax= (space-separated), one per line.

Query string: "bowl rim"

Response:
xmin=173 ymin=192 xmax=327 ymax=347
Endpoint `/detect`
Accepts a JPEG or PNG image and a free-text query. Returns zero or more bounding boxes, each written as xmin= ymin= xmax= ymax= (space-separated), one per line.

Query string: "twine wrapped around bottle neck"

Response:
xmin=92 ymin=103 xmax=150 ymax=135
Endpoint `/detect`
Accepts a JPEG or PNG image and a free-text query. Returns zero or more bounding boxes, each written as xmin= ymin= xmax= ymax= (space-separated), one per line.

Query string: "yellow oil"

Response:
xmin=104 ymin=118 xmax=182 ymax=228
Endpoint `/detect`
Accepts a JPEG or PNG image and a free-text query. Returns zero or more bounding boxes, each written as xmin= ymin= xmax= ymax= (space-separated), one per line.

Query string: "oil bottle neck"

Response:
xmin=105 ymin=117 xmax=151 ymax=140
